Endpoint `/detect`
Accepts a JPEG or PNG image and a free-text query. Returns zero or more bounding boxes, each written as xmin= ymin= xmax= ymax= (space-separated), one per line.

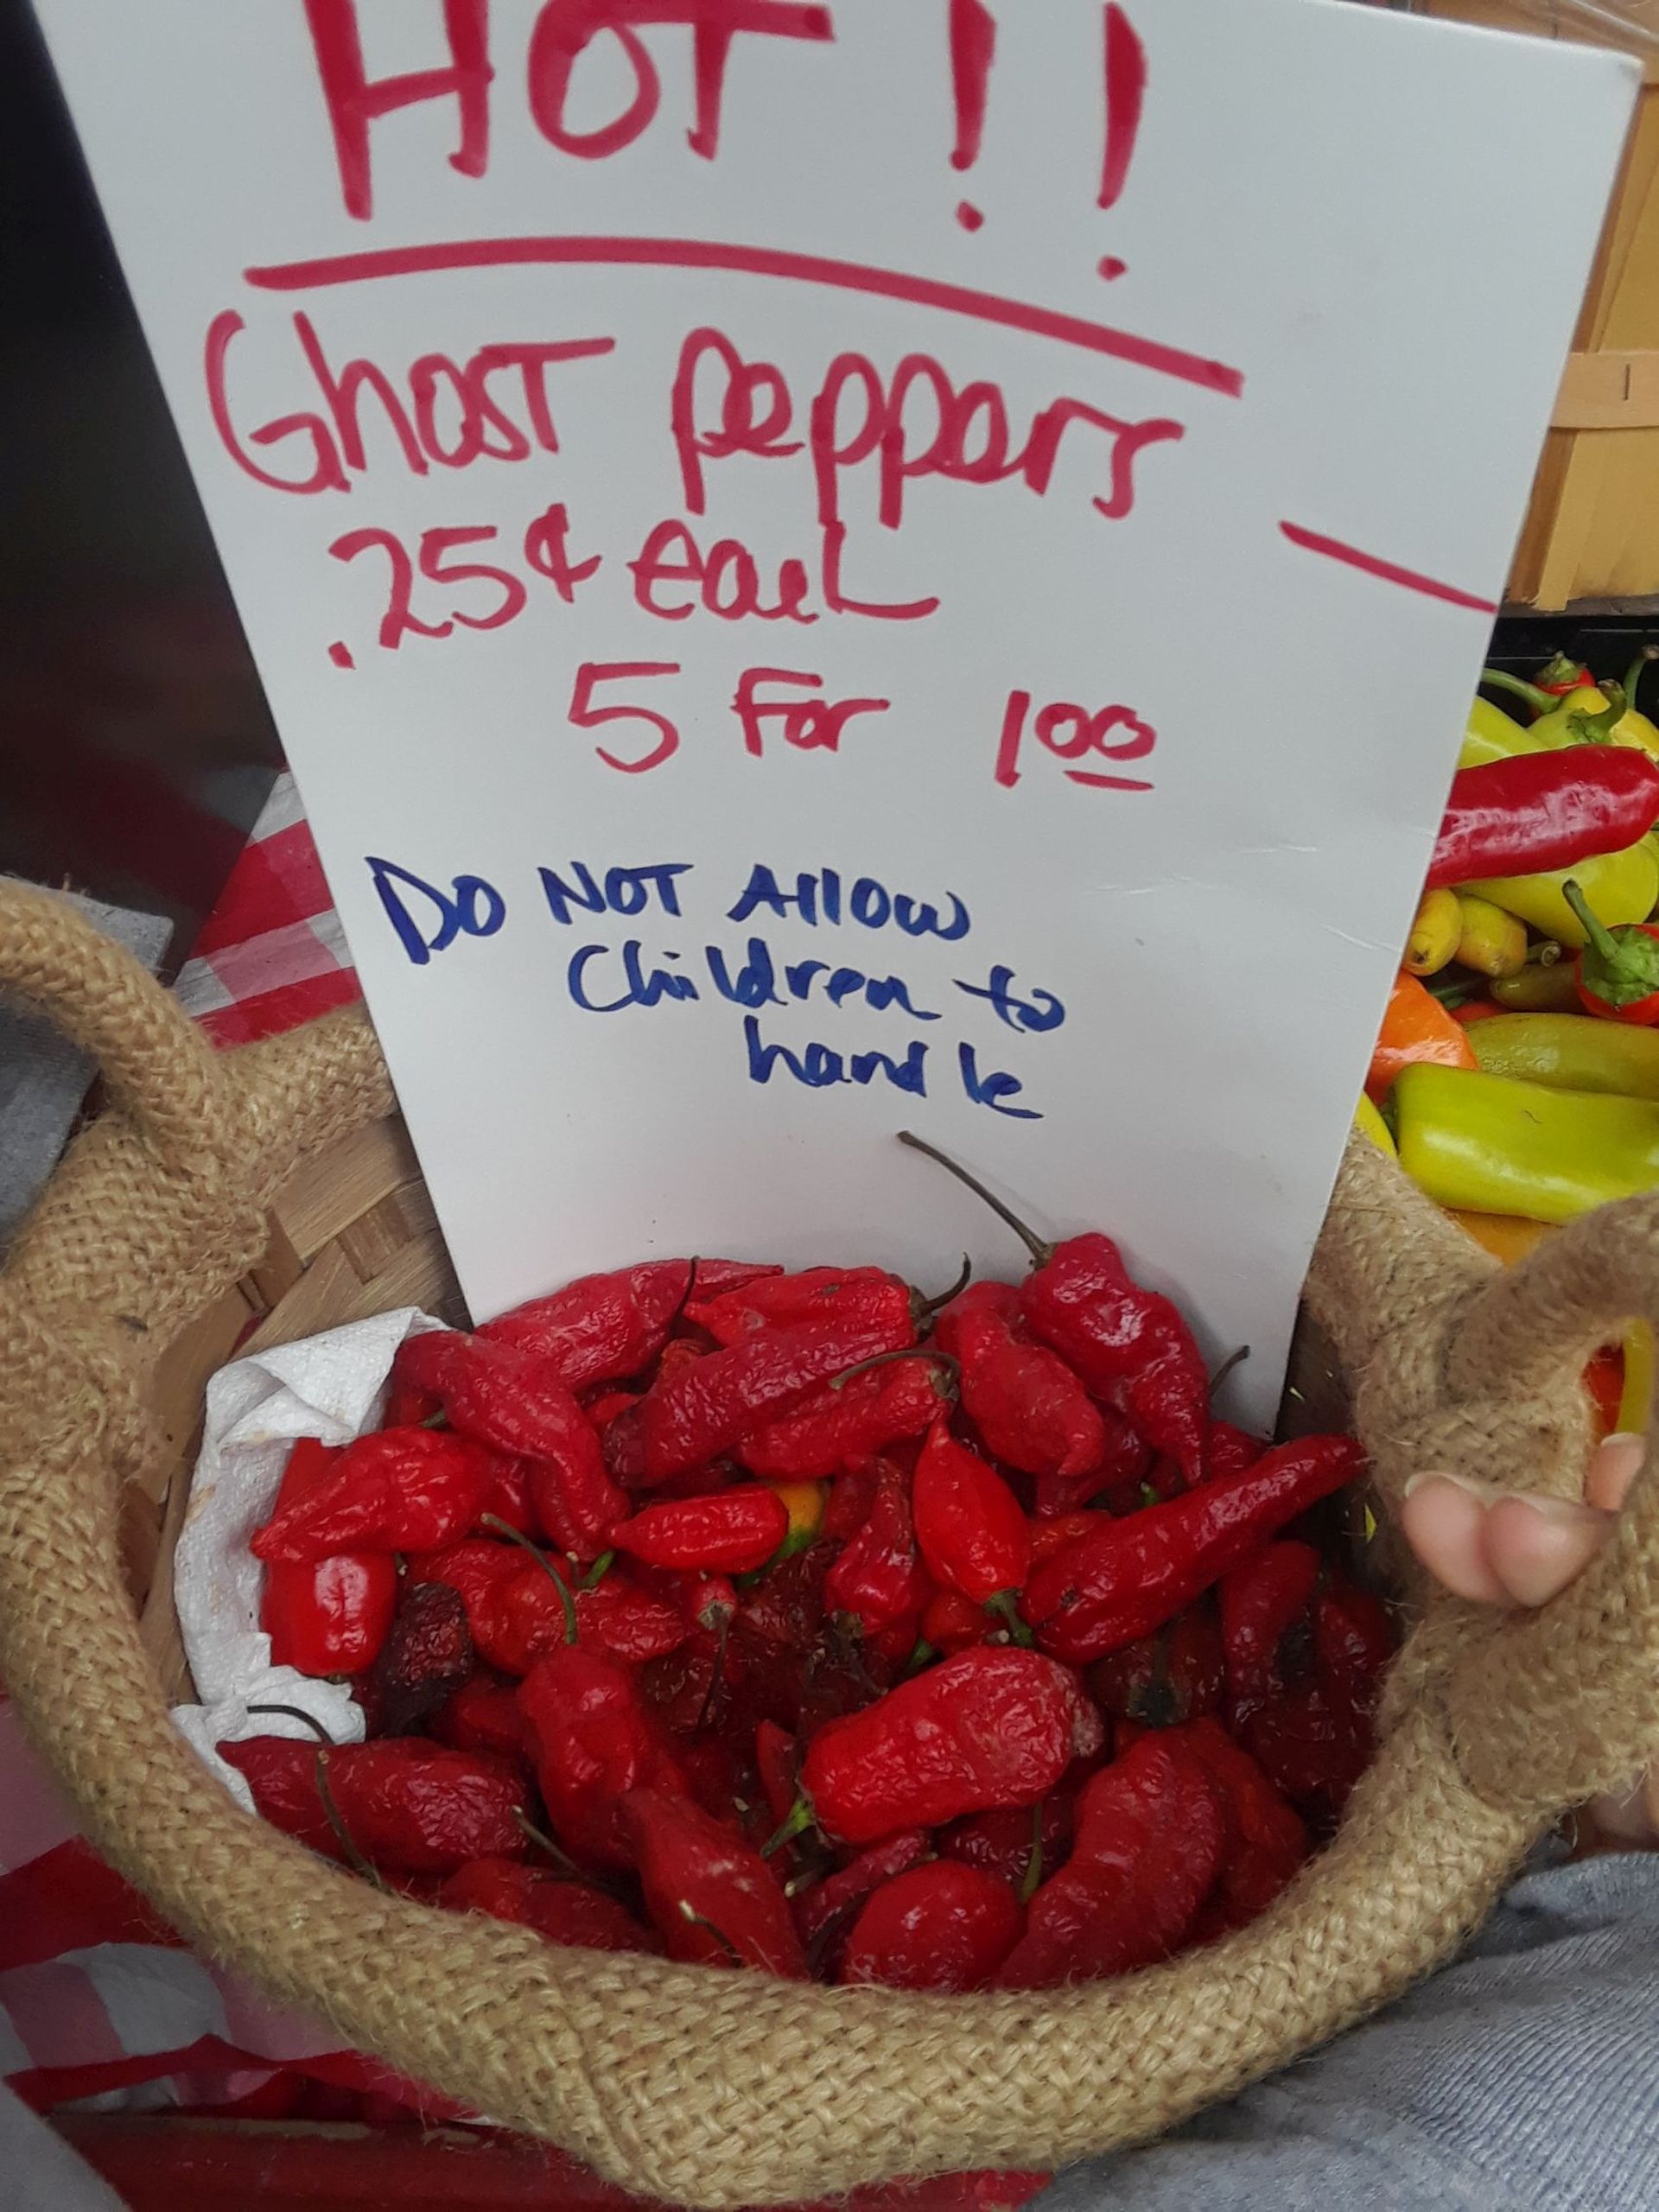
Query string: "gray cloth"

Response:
xmin=0 ymin=885 xmax=170 ymax=1247
xmin=1045 ymin=1848 xmax=1659 ymax=2210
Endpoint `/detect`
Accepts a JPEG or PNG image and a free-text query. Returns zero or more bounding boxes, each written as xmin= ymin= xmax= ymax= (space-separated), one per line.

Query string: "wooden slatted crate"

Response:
xmin=1418 ymin=0 xmax=1659 ymax=609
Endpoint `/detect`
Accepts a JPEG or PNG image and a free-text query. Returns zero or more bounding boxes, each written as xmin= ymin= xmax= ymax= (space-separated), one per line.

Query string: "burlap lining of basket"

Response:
xmin=2 ymin=876 xmax=1658 ymax=2209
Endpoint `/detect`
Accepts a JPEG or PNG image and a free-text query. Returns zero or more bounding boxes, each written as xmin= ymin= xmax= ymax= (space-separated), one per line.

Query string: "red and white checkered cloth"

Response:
xmin=171 ymin=772 xmax=364 ymax=1047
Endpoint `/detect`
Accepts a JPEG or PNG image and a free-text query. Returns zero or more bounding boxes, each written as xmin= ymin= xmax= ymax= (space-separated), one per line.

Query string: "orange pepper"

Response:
xmin=1366 ymin=971 xmax=1478 ymax=1102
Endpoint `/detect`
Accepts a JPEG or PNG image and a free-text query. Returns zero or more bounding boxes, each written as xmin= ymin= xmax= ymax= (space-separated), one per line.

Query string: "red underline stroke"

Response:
xmin=242 ymin=235 xmax=1244 ymax=400
xmin=1279 ymin=521 xmax=1497 ymax=615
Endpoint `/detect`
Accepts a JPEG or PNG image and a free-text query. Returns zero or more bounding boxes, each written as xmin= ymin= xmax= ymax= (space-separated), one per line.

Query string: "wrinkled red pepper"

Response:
xmin=1217 ymin=1541 xmax=1321 ymax=1731
xmin=792 ymin=1829 xmax=931 ymax=1962
xmin=992 ymin=1732 xmax=1224 ymax=1987
xmin=252 ymin=1428 xmax=497 ymax=1564
xmin=221 ymin=1735 xmax=529 ymax=1875
xmin=638 ymin=1313 xmax=916 ymax=1482
xmin=838 ymin=1859 xmax=1025 ymax=1992
xmin=799 ymin=1647 xmax=1103 ymax=1845
xmin=935 ymin=1282 xmax=1108 ymax=1484
xmin=393 ymin=1331 xmax=625 ymax=1561
xmin=940 ymin=1797 xmax=1074 ymax=1895
xmin=259 ymin=1440 xmax=397 ymax=1678
xmin=734 ymin=1357 xmax=948 ymax=1478
xmin=1176 ymin=1718 xmax=1306 ymax=1936
xmin=360 ymin=1580 xmax=473 ymax=1735
xmin=480 ymin=1257 xmax=775 ymax=1386
xmin=438 ymin=1856 xmax=660 ymax=1952
xmin=516 ymin=1645 xmax=685 ymax=1866
xmin=610 ymin=1486 xmax=790 ymax=1574
xmin=823 ymin=1460 xmax=931 ymax=1636
xmin=1022 ymin=1436 xmax=1366 ymax=1663
xmin=1087 ymin=1602 xmax=1224 ymax=1729
xmin=622 ymin=1786 xmax=808 ymax=1977
xmin=912 ymin=1420 xmax=1031 ymax=1628
xmin=897 ymin=1135 xmax=1210 ymax=1483
xmin=429 ymin=1671 xmax=530 ymax=1770
xmin=686 ymin=1265 xmax=914 ymax=1345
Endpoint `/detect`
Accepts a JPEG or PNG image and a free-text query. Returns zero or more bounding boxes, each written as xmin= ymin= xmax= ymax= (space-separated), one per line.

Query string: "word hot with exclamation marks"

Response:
xmin=948 ymin=0 xmax=1146 ymax=278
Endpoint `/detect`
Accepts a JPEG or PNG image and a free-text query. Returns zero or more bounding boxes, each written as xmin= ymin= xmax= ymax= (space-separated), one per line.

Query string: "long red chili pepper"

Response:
xmin=823 ymin=1460 xmax=931 ymax=1636
xmin=911 ymin=1419 xmax=1031 ymax=1636
xmin=1424 ymin=747 xmax=1659 ymax=891
xmin=1175 ymin=1718 xmax=1306 ymax=1936
xmin=734 ymin=1357 xmax=949 ymax=1478
xmin=686 ymin=1265 xmax=914 ymax=1346
xmin=622 ymin=1786 xmax=809 ymax=1977
xmin=1217 ymin=1541 xmax=1321 ymax=1730
xmin=220 ymin=1736 xmax=529 ymax=1876
xmin=438 ymin=1856 xmax=659 ymax=1953
xmin=610 ymin=1486 xmax=790 ymax=1575
xmin=251 ymin=1429 xmax=497 ymax=1564
xmin=517 ymin=1645 xmax=686 ymax=1866
xmin=798 ymin=1647 xmax=1103 ymax=1845
xmin=934 ymin=1283 xmax=1108 ymax=1484
xmin=1021 ymin=1436 xmax=1367 ymax=1663
xmin=837 ymin=1859 xmax=1025 ymax=1992
xmin=991 ymin=1732 xmax=1224 ymax=1988
xmin=479 ymin=1257 xmax=776 ymax=1386
xmin=258 ymin=1440 xmax=397 ymax=1676
xmin=792 ymin=1829 xmax=931 ymax=1961
xmin=638 ymin=1314 xmax=916 ymax=1481
xmin=897 ymin=1135 xmax=1210 ymax=1483
xmin=393 ymin=1332 xmax=625 ymax=1561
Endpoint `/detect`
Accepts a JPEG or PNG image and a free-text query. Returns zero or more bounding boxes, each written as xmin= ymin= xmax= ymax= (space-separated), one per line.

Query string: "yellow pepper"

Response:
xmin=1483 ymin=660 xmax=1659 ymax=759
xmin=1353 ymin=1092 xmax=1395 ymax=1157
xmin=1395 ymin=1063 xmax=1659 ymax=1223
xmin=1452 ymin=893 xmax=1527 ymax=979
xmin=1404 ymin=888 xmax=1462 ymax=976
xmin=765 ymin=1479 xmax=827 ymax=1556
xmin=1467 ymin=1012 xmax=1659 ymax=1100
xmin=1457 ymin=696 xmax=1541 ymax=767
xmin=1448 ymin=1210 xmax=1549 ymax=1265
xmin=1464 ymin=836 xmax=1659 ymax=948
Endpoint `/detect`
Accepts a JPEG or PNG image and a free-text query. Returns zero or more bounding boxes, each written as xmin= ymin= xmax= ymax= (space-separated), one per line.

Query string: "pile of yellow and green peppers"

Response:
xmin=1362 ymin=651 xmax=1659 ymax=1433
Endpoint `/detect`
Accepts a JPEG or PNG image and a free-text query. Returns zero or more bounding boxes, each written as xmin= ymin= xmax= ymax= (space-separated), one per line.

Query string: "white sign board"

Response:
xmin=35 ymin=0 xmax=1636 ymax=1426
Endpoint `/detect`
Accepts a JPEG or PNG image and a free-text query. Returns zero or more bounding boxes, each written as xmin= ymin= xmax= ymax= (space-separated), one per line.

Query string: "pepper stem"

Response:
xmin=1019 ymin=1801 xmax=1046 ymax=1906
xmin=1481 ymin=666 xmax=1555 ymax=715
xmin=985 ymin=1589 xmax=1034 ymax=1648
xmin=1562 ymin=879 xmax=1622 ymax=968
xmin=830 ymin=1346 xmax=960 ymax=1394
xmin=761 ymin=1795 xmax=817 ymax=1859
xmin=1535 ymin=652 xmax=1588 ymax=693
xmin=912 ymin=1253 xmax=974 ymax=1323
xmin=896 ymin=1131 xmax=1053 ymax=1268
xmin=677 ymin=1899 xmax=748 ymax=1967
xmin=1568 ymin=682 xmax=1627 ymax=744
xmin=245 ymin=1703 xmax=336 ymax=1743
xmin=580 ymin=1549 xmax=616 ymax=1592
xmin=315 ymin=1746 xmax=389 ymax=1894
xmin=1625 ymin=645 xmax=1659 ymax=710
xmin=1209 ymin=1344 xmax=1250 ymax=1399
xmin=480 ymin=1514 xmax=580 ymax=1645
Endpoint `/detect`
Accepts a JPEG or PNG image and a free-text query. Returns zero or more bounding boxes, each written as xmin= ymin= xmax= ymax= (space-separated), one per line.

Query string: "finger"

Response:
xmin=1400 ymin=1475 xmax=1509 ymax=1604
xmin=1483 ymin=1493 xmax=1614 ymax=1609
xmin=1586 ymin=1433 xmax=1646 ymax=1515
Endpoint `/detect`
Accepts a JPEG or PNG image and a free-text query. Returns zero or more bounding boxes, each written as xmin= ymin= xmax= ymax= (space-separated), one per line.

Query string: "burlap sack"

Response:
xmin=2 ymin=876 xmax=1657 ymax=2207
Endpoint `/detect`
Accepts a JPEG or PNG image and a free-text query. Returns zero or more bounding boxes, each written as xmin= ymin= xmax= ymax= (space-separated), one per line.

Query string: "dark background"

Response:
xmin=0 ymin=0 xmax=1647 ymax=969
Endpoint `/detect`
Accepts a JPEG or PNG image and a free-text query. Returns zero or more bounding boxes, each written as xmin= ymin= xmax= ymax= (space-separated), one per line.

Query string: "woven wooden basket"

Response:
xmin=6 ymin=877 xmax=1659 ymax=2210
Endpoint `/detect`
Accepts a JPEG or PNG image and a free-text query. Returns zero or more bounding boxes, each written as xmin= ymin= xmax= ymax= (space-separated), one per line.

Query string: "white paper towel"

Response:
xmin=171 ymin=1306 xmax=446 ymax=1807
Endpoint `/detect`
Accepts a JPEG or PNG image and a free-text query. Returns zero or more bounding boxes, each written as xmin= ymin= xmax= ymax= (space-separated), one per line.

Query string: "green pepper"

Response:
xmin=1466 ymin=1012 xmax=1659 ymax=1100
xmin=1394 ymin=1063 xmax=1659 ymax=1223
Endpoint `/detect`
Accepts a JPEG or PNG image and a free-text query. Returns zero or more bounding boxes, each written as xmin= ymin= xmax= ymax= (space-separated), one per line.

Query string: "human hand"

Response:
xmin=1403 ymin=1433 xmax=1656 ymax=1845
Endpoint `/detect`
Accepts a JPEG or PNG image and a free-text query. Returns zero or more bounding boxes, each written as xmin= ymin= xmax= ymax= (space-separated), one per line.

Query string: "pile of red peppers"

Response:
xmin=235 ymin=1138 xmax=1391 ymax=1993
